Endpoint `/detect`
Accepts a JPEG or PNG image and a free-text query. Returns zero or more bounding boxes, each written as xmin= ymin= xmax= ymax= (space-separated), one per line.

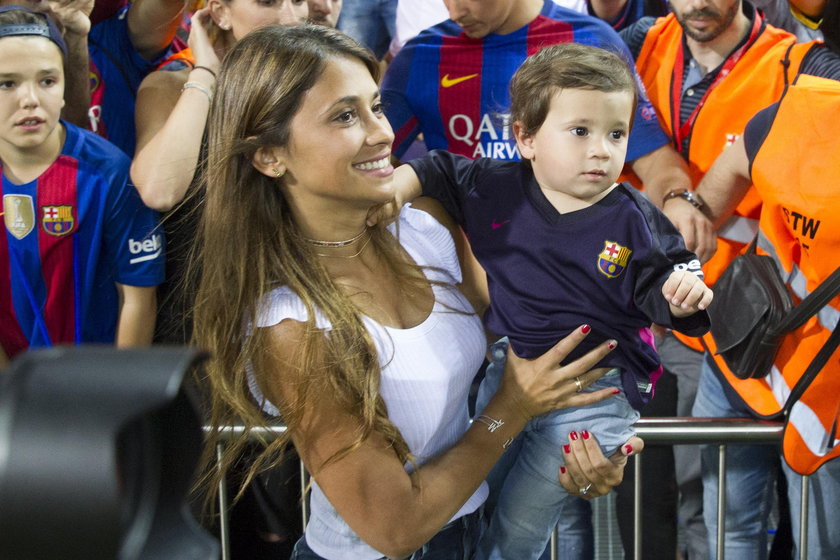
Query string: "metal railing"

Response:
xmin=630 ymin=418 xmax=804 ymax=560
xmin=209 ymin=417 xmax=805 ymax=560
xmin=209 ymin=425 xmax=294 ymax=560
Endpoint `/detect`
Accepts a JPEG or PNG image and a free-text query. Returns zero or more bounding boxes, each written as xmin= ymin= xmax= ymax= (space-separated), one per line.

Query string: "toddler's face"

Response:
xmin=516 ymin=87 xmax=633 ymax=208
xmin=0 ymin=36 xmax=65 ymax=156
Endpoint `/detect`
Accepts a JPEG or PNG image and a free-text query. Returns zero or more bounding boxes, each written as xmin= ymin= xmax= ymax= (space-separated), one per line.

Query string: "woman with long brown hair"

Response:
xmin=195 ymin=24 xmax=642 ymax=560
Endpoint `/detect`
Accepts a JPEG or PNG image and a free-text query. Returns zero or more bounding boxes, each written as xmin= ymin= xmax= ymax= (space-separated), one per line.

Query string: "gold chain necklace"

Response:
xmin=303 ymin=228 xmax=368 ymax=247
xmin=313 ymin=232 xmax=372 ymax=259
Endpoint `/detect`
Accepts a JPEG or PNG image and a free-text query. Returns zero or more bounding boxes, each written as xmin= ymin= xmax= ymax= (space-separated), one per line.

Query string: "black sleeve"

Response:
xmin=619 ymin=16 xmax=657 ymax=61
xmin=742 ymin=102 xmax=779 ymax=171
xmin=798 ymin=43 xmax=840 ymax=80
xmin=406 ymin=150 xmax=483 ymax=226
xmin=629 ymin=189 xmax=711 ymax=336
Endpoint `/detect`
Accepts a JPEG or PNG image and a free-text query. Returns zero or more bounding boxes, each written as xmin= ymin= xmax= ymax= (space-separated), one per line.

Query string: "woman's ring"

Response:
xmin=580 ymin=483 xmax=593 ymax=495
xmin=574 ymin=376 xmax=583 ymax=392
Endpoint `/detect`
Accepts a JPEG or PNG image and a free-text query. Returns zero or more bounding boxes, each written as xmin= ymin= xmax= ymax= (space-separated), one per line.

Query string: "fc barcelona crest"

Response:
xmin=597 ymin=240 xmax=632 ymax=279
xmin=3 ymin=194 xmax=35 ymax=239
xmin=41 ymin=205 xmax=75 ymax=236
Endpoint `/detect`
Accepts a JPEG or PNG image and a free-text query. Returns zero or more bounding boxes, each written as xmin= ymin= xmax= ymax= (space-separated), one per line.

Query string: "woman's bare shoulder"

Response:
xmin=138 ymin=67 xmax=191 ymax=97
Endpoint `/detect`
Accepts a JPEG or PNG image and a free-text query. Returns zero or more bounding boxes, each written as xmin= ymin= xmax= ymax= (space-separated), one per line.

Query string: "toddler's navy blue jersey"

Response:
xmin=410 ymin=150 xmax=710 ymax=409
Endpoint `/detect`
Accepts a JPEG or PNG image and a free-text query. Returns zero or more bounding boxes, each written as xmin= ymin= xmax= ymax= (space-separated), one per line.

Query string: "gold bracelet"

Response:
xmin=474 ymin=415 xmax=515 ymax=449
xmin=182 ymin=81 xmax=214 ymax=102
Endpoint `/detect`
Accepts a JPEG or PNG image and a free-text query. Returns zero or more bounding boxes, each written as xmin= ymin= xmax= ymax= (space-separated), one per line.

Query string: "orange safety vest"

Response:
xmin=155 ymin=46 xmax=196 ymax=71
xmin=635 ymin=14 xmax=811 ymax=351
xmin=703 ymin=75 xmax=840 ymax=474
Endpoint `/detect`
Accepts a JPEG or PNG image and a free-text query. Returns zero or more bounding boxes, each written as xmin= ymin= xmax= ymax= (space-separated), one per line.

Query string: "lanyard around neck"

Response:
xmin=670 ymin=13 xmax=763 ymax=152
xmin=8 ymin=246 xmax=53 ymax=346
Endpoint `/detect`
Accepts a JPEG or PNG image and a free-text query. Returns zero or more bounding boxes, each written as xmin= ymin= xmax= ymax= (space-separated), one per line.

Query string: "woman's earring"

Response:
xmin=272 ymin=168 xmax=284 ymax=178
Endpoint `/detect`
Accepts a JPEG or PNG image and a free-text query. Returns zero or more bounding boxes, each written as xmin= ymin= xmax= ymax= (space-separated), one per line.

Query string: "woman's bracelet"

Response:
xmin=182 ymin=81 xmax=214 ymax=102
xmin=474 ymin=415 xmax=514 ymax=449
xmin=192 ymin=65 xmax=217 ymax=79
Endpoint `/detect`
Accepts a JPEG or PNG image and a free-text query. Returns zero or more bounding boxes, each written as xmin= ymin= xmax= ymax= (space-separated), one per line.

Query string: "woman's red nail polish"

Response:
xmin=570 ymin=431 xmax=579 ymax=441
xmin=563 ymin=444 xmax=571 ymax=454
xmin=612 ymin=389 xmax=621 ymax=394
xmin=581 ymin=324 xmax=591 ymax=334
xmin=582 ymin=430 xmax=590 ymax=440
xmin=560 ymin=466 xmax=567 ymax=474
xmin=608 ymin=341 xmax=617 ymax=349
xmin=624 ymin=444 xmax=634 ymax=456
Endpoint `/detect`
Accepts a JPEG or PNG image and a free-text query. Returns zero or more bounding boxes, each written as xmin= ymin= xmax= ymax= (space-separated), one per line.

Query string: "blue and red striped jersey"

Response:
xmin=587 ymin=0 xmax=668 ymax=31
xmin=87 ymin=7 xmax=171 ymax=156
xmin=1 ymin=123 xmax=164 ymax=358
xmin=382 ymin=0 xmax=667 ymax=162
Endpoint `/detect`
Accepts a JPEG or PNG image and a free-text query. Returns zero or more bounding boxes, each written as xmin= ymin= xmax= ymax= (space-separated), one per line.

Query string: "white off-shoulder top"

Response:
xmin=248 ymin=205 xmax=488 ymax=559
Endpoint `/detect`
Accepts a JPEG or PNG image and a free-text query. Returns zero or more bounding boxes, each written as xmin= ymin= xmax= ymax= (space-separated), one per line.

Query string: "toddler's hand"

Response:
xmin=662 ymin=270 xmax=713 ymax=317
xmin=366 ymin=163 xmax=421 ymax=226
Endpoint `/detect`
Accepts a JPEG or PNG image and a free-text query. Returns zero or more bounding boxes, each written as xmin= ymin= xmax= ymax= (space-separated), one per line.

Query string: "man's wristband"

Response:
xmin=662 ymin=188 xmax=706 ymax=212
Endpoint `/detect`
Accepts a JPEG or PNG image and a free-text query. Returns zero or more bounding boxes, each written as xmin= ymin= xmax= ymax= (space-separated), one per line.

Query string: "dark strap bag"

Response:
xmin=708 ymin=237 xmax=840 ymax=380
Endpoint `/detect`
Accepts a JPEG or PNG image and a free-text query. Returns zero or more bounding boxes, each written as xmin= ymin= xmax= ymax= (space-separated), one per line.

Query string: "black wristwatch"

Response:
xmin=663 ymin=188 xmax=706 ymax=212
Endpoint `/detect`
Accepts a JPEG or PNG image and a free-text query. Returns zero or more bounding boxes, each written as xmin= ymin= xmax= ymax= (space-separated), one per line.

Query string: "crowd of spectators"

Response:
xmin=1 ymin=0 xmax=838 ymax=559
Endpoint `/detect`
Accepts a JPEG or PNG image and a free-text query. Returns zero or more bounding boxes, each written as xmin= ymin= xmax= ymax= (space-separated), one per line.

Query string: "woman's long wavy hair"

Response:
xmin=192 ymin=24 xmax=425 ymax=508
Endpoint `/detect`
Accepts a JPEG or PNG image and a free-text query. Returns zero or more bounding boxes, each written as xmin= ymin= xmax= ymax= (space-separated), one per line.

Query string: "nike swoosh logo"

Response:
xmin=491 ymin=220 xmax=510 ymax=230
xmin=441 ymin=73 xmax=479 ymax=88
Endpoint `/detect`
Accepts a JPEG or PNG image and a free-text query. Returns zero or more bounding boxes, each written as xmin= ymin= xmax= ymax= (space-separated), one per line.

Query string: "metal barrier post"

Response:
xmin=633 ymin=453 xmax=642 ymax=560
xmin=209 ymin=425 xmax=289 ymax=560
xmin=217 ymin=442 xmax=231 ymax=560
xmin=799 ymin=474 xmax=809 ymax=560
xmin=716 ymin=444 xmax=727 ymax=560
